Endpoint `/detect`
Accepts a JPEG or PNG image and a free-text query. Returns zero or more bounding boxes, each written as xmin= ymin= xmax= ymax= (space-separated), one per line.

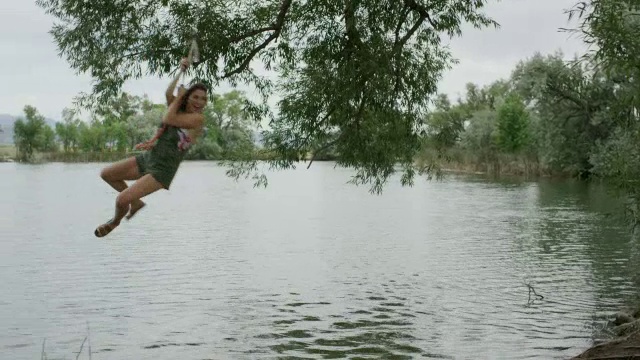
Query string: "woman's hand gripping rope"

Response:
xmin=134 ymin=57 xmax=191 ymax=151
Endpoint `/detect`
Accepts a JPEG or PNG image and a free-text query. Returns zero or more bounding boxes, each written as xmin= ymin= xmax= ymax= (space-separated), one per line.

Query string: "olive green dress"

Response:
xmin=135 ymin=125 xmax=192 ymax=189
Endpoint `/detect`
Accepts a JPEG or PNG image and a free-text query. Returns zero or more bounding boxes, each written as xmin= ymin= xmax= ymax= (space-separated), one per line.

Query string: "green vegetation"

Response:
xmin=415 ymin=0 xmax=640 ymax=235
xmin=417 ymin=50 xmax=607 ymax=180
xmin=0 ymin=145 xmax=16 ymax=160
xmin=10 ymin=90 xmax=259 ymax=164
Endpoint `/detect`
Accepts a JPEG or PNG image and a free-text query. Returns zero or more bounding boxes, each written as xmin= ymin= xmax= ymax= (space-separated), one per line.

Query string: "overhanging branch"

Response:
xmin=228 ymin=26 xmax=279 ymax=43
xmin=404 ymin=0 xmax=438 ymax=29
xmin=300 ymin=107 xmax=336 ymax=146
xmin=392 ymin=0 xmax=438 ymax=92
xmin=222 ymin=0 xmax=292 ymax=78
xmin=545 ymin=79 xmax=589 ymax=111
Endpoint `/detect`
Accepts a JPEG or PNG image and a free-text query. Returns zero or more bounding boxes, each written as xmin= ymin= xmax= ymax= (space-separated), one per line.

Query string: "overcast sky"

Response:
xmin=0 ymin=0 xmax=588 ymax=120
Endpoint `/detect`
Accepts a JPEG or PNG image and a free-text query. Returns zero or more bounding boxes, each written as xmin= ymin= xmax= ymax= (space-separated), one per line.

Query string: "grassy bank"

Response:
xmin=415 ymin=147 xmax=577 ymax=180
xmin=42 ymin=151 xmax=133 ymax=162
xmin=0 ymin=145 xmax=16 ymax=161
xmin=4 ymin=148 xmax=335 ymax=164
xmin=5 ymin=146 xmax=564 ymax=183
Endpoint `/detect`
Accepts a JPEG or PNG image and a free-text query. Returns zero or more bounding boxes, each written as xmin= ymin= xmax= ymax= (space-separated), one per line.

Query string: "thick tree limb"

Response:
xmin=222 ymin=0 xmax=292 ymax=78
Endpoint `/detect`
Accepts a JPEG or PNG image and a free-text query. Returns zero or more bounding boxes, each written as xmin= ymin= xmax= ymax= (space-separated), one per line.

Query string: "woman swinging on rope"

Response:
xmin=94 ymin=57 xmax=208 ymax=237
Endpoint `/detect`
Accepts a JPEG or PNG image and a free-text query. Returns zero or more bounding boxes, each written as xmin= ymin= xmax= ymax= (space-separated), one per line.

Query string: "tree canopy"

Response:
xmin=35 ymin=0 xmax=498 ymax=193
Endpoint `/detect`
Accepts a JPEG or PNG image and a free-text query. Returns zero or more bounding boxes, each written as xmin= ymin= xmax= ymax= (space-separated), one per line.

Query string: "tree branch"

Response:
xmin=394 ymin=6 xmax=411 ymax=43
xmin=344 ymin=0 xmax=363 ymax=47
xmin=222 ymin=0 xmax=292 ymax=78
xmin=395 ymin=0 xmax=439 ymax=52
xmin=393 ymin=6 xmax=410 ymax=93
xmin=545 ymin=79 xmax=589 ymax=111
xmin=300 ymin=107 xmax=336 ymax=146
xmin=227 ymin=26 xmax=278 ymax=43
xmin=307 ymin=138 xmax=339 ymax=169
xmin=392 ymin=1 xmax=438 ymax=93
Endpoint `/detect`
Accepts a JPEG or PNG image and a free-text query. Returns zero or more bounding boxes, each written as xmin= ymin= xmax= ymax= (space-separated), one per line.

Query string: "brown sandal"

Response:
xmin=94 ymin=219 xmax=118 ymax=237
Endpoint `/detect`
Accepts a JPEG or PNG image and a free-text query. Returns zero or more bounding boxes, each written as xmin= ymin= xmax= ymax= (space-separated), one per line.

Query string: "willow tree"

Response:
xmin=36 ymin=0 xmax=497 ymax=193
xmin=564 ymin=1 xmax=640 ymax=224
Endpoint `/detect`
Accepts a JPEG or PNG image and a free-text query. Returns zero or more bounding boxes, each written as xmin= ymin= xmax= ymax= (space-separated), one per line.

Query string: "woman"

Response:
xmin=94 ymin=57 xmax=208 ymax=237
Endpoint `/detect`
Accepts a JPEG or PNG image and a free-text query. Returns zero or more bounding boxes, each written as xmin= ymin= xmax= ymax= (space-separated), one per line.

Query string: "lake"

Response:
xmin=1 ymin=161 xmax=638 ymax=359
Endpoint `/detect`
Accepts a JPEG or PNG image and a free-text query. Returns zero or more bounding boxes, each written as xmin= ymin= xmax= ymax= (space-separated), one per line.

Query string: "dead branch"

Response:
xmin=87 ymin=321 xmax=92 ymax=360
xmin=526 ymin=283 xmax=544 ymax=301
xmin=75 ymin=336 xmax=87 ymax=360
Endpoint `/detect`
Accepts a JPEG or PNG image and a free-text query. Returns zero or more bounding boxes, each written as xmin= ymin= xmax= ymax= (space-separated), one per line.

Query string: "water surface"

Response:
xmin=1 ymin=161 xmax=638 ymax=359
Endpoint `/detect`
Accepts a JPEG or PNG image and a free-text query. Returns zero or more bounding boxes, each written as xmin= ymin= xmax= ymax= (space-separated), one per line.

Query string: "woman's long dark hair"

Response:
xmin=178 ymin=82 xmax=208 ymax=113
xmin=134 ymin=82 xmax=208 ymax=150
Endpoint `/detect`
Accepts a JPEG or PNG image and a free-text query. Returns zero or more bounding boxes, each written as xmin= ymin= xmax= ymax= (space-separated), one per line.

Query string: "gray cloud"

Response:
xmin=438 ymin=0 xmax=588 ymax=101
xmin=0 ymin=0 xmax=588 ymax=120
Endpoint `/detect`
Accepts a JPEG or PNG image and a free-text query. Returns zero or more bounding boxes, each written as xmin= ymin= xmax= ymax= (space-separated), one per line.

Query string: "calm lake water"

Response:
xmin=1 ymin=161 xmax=639 ymax=359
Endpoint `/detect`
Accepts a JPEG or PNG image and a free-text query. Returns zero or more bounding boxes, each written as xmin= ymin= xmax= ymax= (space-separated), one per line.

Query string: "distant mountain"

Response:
xmin=0 ymin=114 xmax=58 ymax=145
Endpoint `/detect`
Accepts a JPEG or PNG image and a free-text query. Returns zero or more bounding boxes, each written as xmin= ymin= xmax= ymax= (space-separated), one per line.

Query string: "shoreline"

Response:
xmin=571 ymin=304 xmax=640 ymax=359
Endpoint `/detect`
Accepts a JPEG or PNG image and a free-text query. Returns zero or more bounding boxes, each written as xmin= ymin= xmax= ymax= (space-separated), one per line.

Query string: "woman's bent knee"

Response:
xmin=100 ymin=167 xmax=111 ymax=181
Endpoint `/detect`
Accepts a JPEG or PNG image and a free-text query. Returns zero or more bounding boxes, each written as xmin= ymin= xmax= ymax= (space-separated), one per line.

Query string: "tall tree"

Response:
xmin=55 ymin=107 xmax=81 ymax=152
xmin=13 ymin=105 xmax=50 ymax=162
xmin=495 ymin=93 xmax=529 ymax=153
xmin=209 ymin=90 xmax=252 ymax=131
xmin=508 ymin=51 xmax=614 ymax=177
xmin=35 ymin=0 xmax=498 ymax=193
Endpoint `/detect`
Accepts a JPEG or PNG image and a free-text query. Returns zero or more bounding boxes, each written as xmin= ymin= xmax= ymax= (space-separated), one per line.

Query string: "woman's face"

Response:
xmin=186 ymin=89 xmax=207 ymax=113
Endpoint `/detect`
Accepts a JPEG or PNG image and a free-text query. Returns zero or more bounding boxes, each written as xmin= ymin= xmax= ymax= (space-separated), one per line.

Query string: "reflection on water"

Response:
xmin=0 ymin=162 xmax=638 ymax=359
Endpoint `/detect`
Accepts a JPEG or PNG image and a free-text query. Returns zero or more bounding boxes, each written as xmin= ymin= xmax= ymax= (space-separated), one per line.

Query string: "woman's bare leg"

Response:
xmin=95 ymin=174 xmax=165 ymax=237
xmin=99 ymin=157 xmax=146 ymax=219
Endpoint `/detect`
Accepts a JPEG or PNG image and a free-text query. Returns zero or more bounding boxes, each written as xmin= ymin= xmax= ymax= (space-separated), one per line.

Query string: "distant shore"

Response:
xmin=0 ymin=150 xmax=577 ymax=183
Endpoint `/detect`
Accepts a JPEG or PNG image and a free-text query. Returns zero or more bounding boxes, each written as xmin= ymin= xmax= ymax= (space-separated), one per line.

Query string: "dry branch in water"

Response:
xmin=526 ymin=283 xmax=544 ymax=302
